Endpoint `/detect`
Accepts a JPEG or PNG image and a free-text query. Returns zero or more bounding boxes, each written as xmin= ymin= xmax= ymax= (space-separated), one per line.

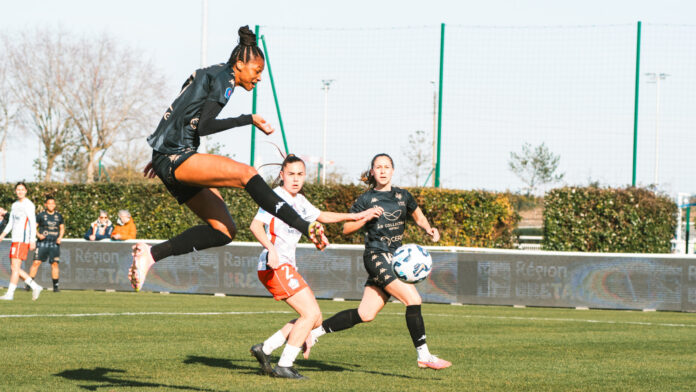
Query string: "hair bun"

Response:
xmin=238 ymin=25 xmax=257 ymax=46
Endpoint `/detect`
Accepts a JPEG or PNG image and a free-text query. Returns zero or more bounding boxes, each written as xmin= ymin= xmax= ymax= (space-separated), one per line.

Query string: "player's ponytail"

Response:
xmin=361 ymin=153 xmax=394 ymax=189
xmin=228 ymin=25 xmax=265 ymax=64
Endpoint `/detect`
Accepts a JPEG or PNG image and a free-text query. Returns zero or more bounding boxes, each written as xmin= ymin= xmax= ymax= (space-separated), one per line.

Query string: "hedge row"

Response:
xmin=0 ymin=183 xmax=519 ymax=248
xmin=543 ymin=187 xmax=676 ymax=253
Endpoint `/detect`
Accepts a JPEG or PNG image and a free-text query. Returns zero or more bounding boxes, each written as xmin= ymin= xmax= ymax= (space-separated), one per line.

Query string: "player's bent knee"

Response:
xmin=240 ymin=165 xmax=258 ymax=183
xmin=357 ymin=309 xmax=377 ymax=323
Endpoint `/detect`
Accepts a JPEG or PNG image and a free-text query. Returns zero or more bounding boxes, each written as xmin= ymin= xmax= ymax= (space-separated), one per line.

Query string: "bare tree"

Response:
xmin=56 ymin=34 xmax=165 ymax=182
xmin=508 ymin=142 xmax=565 ymax=195
xmin=400 ymin=130 xmax=432 ymax=186
xmin=3 ymin=30 xmax=74 ymax=182
xmin=0 ymin=50 xmax=18 ymax=182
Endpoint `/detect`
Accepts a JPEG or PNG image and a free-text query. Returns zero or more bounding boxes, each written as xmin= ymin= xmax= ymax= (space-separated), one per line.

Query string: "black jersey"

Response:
xmin=36 ymin=211 xmax=64 ymax=247
xmin=147 ymin=63 xmax=237 ymax=154
xmin=350 ymin=187 xmax=418 ymax=254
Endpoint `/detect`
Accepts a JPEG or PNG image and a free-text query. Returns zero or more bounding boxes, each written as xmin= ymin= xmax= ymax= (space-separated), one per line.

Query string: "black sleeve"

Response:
xmin=405 ymin=190 xmax=418 ymax=214
xmin=198 ymin=100 xmax=254 ymax=137
xmin=350 ymin=193 xmax=368 ymax=213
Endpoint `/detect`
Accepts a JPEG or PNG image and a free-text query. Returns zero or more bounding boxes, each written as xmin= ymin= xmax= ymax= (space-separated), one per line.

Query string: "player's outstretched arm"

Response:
xmin=342 ymin=206 xmax=384 ymax=235
xmin=317 ymin=206 xmax=382 ymax=224
xmin=411 ymin=207 xmax=439 ymax=242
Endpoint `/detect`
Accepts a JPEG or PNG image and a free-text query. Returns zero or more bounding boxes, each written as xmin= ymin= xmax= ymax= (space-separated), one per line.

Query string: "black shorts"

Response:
xmin=363 ymin=251 xmax=397 ymax=289
xmin=151 ymin=149 xmax=203 ymax=204
xmin=35 ymin=246 xmax=60 ymax=263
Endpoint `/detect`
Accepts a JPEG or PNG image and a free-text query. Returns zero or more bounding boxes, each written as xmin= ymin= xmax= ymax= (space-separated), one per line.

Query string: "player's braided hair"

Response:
xmin=228 ymin=25 xmax=265 ymax=64
xmin=361 ymin=153 xmax=394 ymax=189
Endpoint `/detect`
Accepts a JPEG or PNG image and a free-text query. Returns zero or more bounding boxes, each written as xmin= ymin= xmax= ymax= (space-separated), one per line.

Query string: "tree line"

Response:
xmin=0 ymin=29 xmax=166 ymax=183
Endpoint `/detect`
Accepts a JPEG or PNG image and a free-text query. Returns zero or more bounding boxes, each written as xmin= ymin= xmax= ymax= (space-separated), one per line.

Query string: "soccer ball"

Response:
xmin=392 ymin=244 xmax=432 ymax=283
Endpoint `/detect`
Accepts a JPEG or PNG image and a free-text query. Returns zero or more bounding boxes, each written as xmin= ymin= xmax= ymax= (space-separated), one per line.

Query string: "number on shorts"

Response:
xmin=281 ymin=265 xmax=294 ymax=280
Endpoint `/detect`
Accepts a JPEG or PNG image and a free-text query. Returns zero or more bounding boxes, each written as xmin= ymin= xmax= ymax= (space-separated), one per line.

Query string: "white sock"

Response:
xmin=262 ymin=330 xmax=287 ymax=355
xmin=278 ymin=344 xmax=301 ymax=368
xmin=6 ymin=283 xmax=17 ymax=297
xmin=416 ymin=344 xmax=432 ymax=361
xmin=310 ymin=326 xmax=326 ymax=341
xmin=25 ymin=278 xmax=41 ymax=290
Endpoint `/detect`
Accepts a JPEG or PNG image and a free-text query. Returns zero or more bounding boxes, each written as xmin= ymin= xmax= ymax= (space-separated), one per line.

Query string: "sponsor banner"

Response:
xmin=1 ymin=241 xmax=694 ymax=311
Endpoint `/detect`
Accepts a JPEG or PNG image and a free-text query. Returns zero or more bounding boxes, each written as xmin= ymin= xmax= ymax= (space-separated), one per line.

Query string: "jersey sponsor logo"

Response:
xmin=224 ymin=87 xmax=233 ymax=99
xmin=371 ymin=197 xmax=378 ymax=203
xmin=382 ymin=209 xmax=402 ymax=221
xmin=275 ymin=201 xmax=285 ymax=213
xmin=379 ymin=234 xmax=403 ymax=247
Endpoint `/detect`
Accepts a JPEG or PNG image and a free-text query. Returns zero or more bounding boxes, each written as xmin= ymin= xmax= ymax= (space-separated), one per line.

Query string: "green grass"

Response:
xmin=1 ymin=291 xmax=696 ymax=391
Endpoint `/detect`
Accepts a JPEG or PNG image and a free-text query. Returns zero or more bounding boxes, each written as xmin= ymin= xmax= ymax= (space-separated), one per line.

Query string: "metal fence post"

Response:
xmin=632 ymin=21 xmax=642 ymax=186
xmin=435 ymin=23 xmax=445 ymax=188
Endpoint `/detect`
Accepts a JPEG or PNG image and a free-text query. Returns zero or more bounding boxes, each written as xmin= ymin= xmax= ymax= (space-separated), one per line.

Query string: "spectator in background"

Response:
xmin=84 ymin=210 xmax=113 ymax=241
xmin=111 ymin=209 xmax=136 ymax=241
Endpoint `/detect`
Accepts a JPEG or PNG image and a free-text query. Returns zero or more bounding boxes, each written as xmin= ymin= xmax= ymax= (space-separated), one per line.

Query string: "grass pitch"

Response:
xmin=1 ymin=290 xmax=696 ymax=391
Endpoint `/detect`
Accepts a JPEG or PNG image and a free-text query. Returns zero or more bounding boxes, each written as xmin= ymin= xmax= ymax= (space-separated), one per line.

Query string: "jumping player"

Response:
xmin=0 ymin=182 xmax=43 ymax=301
xmin=29 ymin=197 xmax=64 ymax=292
xmin=249 ymin=154 xmax=380 ymax=379
xmin=129 ymin=26 xmax=327 ymax=291
xmin=307 ymin=154 xmax=451 ymax=370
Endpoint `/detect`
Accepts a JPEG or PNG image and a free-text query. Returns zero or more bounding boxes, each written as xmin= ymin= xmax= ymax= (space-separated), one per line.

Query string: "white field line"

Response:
xmin=1 ymin=310 xmax=695 ymax=329
xmin=0 ymin=311 xmax=293 ymax=318
xmin=380 ymin=313 xmax=696 ymax=329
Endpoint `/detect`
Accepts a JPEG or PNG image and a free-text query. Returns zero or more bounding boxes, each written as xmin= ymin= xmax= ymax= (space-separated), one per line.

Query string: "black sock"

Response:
xmin=150 ymin=225 xmax=232 ymax=262
xmin=405 ymin=305 xmax=427 ymax=348
xmin=244 ymin=175 xmax=310 ymax=235
xmin=53 ymin=279 xmax=59 ymax=289
xmin=322 ymin=308 xmax=363 ymax=333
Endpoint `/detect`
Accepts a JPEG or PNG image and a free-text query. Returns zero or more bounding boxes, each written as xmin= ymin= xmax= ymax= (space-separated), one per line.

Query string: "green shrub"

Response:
xmin=0 ymin=183 xmax=518 ymax=248
xmin=543 ymin=186 xmax=676 ymax=253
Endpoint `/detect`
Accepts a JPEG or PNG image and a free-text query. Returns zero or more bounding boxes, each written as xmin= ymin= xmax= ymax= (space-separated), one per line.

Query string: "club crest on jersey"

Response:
xmin=396 ymin=193 xmax=402 ymax=200
xmin=224 ymin=87 xmax=233 ymax=99
xmin=371 ymin=198 xmax=378 ymax=203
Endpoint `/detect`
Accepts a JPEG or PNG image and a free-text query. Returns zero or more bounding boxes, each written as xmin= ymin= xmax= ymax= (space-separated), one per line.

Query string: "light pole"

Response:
xmin=431 ymin=81 xmax=437 ymax=187
xmin=645 ymin=72 xmax=669 ymax=186
xmin=321 ymin=79 xmax=334 ymax=185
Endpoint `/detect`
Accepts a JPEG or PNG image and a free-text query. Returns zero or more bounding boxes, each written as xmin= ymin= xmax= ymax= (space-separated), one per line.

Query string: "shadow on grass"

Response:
xmin=54 ymin=367 xmax=219 ymax=391
xmin=184 ymin=354 xmax=436 ymax=380
xmin=297 ymin=358 xmax=434 ymax=380
xmin=184 ymin=355 xmax=261 ymax=375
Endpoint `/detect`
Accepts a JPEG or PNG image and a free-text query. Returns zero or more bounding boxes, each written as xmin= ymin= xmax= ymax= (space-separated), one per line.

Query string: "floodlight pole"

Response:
xmin=431 ymin=81 xmax=437 ymax=187
xmin=645 ymin=72 xmax=669 ymax=186
xmin=321 ymin=79 xmax=334 ymax=185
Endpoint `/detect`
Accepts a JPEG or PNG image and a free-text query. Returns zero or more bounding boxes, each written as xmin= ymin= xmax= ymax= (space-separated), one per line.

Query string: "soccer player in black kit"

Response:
xmin=30 ymin=197 xmax=64 ymax=292
xmin=129 ymin=26 xmax=328 ymax=291
xmin=306 ymin=154 xmax=452 ymax=370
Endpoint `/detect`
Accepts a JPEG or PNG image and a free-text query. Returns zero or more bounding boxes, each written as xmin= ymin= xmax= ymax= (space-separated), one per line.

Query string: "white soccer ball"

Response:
xmin=392 ymin=244 xmax=432 ymax=284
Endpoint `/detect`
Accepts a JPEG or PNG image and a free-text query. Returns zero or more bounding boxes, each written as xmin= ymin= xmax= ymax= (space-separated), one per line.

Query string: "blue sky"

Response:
xmin=2 ymin=0 xmax=695 ymax=194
